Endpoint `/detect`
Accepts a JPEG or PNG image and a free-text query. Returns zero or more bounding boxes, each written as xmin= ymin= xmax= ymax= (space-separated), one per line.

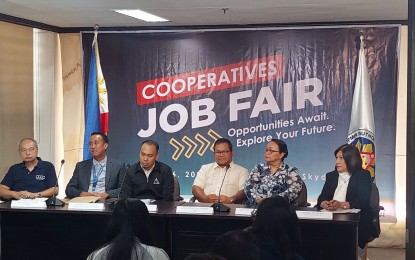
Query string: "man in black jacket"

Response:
xmin=120 ymin=140 xmax=174 ymax=201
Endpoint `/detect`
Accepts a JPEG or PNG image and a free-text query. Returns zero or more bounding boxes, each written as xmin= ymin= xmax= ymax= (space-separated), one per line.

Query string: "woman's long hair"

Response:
xmin=104 ymin=198 xmax=155 ymax=259
xmin=211 ymin=229 xmax=259 ymax=260
xmin=334 ymin=144 xmax=363 ymax=174
xmin=252 ymin=197 xmax=301 ymax=259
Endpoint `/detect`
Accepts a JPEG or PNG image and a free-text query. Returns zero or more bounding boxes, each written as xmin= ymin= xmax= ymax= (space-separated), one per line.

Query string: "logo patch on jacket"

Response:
xmin=153 ymin=178 xmax=160 ymax=184
xmin=36 ymin=175 xmax=45 ymax=180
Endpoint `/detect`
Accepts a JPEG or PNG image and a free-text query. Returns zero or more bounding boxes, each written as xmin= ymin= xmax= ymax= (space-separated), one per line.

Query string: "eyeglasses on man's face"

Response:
xmin=214 ymin=150 xmax=230 ymax=156
xmin=264 ymin=148 xmax=280 ymax=153
xmin=20 ymin=147 xmax=37 ymax=153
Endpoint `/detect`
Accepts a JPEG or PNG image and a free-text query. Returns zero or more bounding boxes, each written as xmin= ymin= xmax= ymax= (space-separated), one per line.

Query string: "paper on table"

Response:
xmin=320 ymin=208 xmax=361 ymax=213
xmin=68 ymin=196 xmax=100 ymax=203
xmin=235 ymin=208 xmax=256 ymax=216
xmin=146 ymin=204 xmax=157 ymax=212
xmin=13 ymin=198 xmax=48 ymax=202
xmin=34 ymin=198 xmax=48 ymax=202
xmin=296 ymin=210 xmax=333 ymax=220
xmin=11 ymin=198 xmax=47 ymax=209
xmin=176 ymin=206 xmax=214 ymax=214
xmin=140 ymin=199 xmax=155 ymax=205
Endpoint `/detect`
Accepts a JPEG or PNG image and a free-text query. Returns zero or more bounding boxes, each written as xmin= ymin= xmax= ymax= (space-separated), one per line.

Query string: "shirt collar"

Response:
xmin=266 ymin=161 xmax=286 ymax=171
xmin=140 ymin=162 xmax=156 ymax=174
xmin=20 ymin=157 xmax=42 ymax=169
xmin=93 ymin=156 xmax=107 ymax=166
xmin=213 ymin=161 xmax=234 ymax=169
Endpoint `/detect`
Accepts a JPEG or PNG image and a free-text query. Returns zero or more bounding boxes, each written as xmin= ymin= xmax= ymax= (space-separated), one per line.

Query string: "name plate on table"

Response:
xmin=235 ymin=208 xmax=255 ymax=216
xmin=68 ymin=203 xmax=105 ymax=211
xmin=11 ymin=199 xmax=47 ymax=209
xmin=321 ymin=208 xmax=361 ymax=213
xmin=141 ymin=199 xmax=156 ymax=205
xmin=296 ymin=210 xmax=333 ymax=220
xmin=146 ymin=204 xmax=157 ymax=212
xmin=176 ymin=206 xmax=214 ymax=214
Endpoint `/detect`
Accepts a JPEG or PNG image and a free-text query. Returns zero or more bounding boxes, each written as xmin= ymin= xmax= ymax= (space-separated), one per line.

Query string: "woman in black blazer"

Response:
xmin=317 ymin=144 xmax=374 ymax=251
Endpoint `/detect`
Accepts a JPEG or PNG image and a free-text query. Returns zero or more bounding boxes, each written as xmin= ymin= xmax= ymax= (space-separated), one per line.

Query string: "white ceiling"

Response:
xmin=0 ymin=0 xmax=408 ymax=28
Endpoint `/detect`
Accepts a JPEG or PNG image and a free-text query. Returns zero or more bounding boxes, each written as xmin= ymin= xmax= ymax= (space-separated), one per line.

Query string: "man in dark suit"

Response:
xmin=65 ymin=132 xmax=125 ymax=199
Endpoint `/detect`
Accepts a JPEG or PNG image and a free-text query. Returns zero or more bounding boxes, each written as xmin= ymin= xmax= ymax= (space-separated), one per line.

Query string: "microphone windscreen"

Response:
xmin=61 ymin=159 xmax=65 ymax=164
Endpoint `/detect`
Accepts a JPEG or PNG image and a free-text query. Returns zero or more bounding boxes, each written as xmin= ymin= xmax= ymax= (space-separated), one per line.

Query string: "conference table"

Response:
xmin=0 ymin=200 xmax=359 ymax=260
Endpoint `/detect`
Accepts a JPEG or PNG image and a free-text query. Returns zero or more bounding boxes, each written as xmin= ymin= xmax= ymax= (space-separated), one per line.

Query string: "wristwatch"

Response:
xmin=37 ymin=192 xmax=42 ymax=198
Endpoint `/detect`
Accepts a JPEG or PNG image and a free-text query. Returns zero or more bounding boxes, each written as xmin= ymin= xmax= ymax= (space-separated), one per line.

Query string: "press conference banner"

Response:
xmin=82 ymin=26 xmax=399 ymax=203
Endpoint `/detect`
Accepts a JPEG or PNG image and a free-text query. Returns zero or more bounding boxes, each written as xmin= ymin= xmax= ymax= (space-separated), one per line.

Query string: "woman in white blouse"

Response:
xmin=317 ymin=144 xmax=374 ymax=253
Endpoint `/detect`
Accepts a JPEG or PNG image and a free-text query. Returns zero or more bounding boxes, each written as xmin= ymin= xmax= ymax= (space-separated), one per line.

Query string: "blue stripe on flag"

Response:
xmin=83 ymin=42 xmax=102 ymax=160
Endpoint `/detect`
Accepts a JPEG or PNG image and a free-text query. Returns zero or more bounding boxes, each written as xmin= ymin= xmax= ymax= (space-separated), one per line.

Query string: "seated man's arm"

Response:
xmin=36 ymin=161 xmax=59 ymax=198
xmin=0 ymin=184 xmax=22 ymax=200
xmin=218 ymin=190 xmax=246 ymax=204
xmin=192 ymin=185 xmax=219 ymax=203
xmin=161 ymin=167 xmax=174 ymax=201
xmin=232 ymin=167 xmax=249 ymax=203
xmin=192 ymin=185 xmax=209 ymax=202
xmin=37 ymin=187 xmax=59 ymax=198
xmin=192 ymin=165 xmax=219 ymax=203
xmin=0 ymin=166 xmax=24 ymax=199
xmin=105 ymin=162 xmax=126 ymax=198
xmin=232 ymin=189 xmax=247 ymax=203
xmin=65 ymin=162 xmax=88 ymax=198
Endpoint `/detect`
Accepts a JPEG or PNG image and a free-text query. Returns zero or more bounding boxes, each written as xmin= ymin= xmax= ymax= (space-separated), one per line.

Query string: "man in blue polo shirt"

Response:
xmin=0 ymin=138 xmax=57 ymax=200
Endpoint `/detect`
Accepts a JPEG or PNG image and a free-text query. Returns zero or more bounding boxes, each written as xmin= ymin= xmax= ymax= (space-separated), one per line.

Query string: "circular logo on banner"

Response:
xmin=347 ymin=129 xmax=375 ymax=178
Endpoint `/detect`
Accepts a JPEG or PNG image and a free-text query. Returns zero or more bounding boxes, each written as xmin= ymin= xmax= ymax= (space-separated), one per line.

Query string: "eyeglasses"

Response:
xmin=214 ymin=150 xmax=230 ymax=155
xmin=20 ymin=147 xmax=37 ymax=153
xmin=264 ymin=148 xmax=280 ymax=153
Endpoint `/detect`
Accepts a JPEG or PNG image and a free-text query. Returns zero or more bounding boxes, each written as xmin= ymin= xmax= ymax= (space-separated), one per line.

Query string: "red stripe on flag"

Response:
xmin=100 ymin=113 xmax=109 ymax=134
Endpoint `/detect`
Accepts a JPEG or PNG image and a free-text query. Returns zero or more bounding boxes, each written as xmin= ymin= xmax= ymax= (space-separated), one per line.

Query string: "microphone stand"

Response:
xmin=212 ymin=165 xmax=231 ymax=212
xmin=108 ymin=164 xmax=129 ymax=210
xmin=46 ymin=159 xmax=65 ymax=206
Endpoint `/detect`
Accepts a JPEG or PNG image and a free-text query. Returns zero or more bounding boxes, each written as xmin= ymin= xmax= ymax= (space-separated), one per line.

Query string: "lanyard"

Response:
xmin=92 ymin=163 xmax=105 ymax=191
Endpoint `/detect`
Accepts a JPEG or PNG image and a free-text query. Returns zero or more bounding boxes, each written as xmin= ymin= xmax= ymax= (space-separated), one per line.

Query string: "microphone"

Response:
xmin=108 ymin=163 xmax=130 ymax=210
xmin=212 ymin=164 xmax=231 ymax=212
xmin=46 ymin=159 xmax=65 ymax=206
xmin=118 ymin=163 xmax=130 ymax=200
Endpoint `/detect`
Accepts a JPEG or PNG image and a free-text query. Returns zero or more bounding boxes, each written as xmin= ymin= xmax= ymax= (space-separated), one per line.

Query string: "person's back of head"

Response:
xmin=105 ymin=198 xmax=155 ymax=259
xmin=211 ymin=229 xmax=259 ymax=260
xmin=252 ymin=197 xmax=301 ymax=259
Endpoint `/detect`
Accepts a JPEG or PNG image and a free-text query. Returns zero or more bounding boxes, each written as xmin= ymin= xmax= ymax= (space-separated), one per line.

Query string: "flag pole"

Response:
xmin=83 ymin=23 xmax=107 ymax=159
xmin=347 ymin=29 xmax=376 ymax=179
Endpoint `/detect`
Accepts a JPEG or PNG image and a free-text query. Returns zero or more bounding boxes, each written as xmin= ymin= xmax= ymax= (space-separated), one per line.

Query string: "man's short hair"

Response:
xmin=91 ymin=132 xmax=109 ymax=144
xmin=214 ymin=138 xmax=233 ymax=152
xmin=141 ymin=140 xmax=159 ymax=153
xmin=17 ymin=138 xmax=38 ymax=151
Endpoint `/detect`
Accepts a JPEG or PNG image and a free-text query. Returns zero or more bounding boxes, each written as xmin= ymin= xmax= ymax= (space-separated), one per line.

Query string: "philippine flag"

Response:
xmin=83 ymin=32 xmax=109 ymax=160
xmin=347 ymin=34 xmax=375 ymax=179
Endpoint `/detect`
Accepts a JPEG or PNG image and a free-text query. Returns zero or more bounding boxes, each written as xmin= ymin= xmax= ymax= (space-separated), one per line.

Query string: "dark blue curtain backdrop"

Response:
xmin=82 ymin=26 xmax=399 ymax=205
